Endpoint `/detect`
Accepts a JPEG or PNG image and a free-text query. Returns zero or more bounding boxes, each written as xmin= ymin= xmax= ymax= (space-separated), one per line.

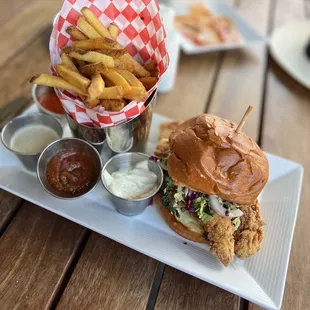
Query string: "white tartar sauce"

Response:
xmin=104 ymin=160 xmax=158 ymax=199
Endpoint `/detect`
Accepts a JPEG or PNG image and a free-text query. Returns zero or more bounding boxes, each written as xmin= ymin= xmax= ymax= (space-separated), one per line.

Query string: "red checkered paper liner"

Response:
xmin=50 ymin=0 xmax=169 ymax=128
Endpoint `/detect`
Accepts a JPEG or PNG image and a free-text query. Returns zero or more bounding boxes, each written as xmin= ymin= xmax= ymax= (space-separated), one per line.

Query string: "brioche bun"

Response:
xmin=154 ymin=195 xmax=207 ymax=244
xmin=168 ymin=114 xmax=269 ymax=205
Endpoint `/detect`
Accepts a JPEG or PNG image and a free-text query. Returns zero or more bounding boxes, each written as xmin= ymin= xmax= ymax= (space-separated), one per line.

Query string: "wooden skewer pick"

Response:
xmin=236 ymin=105 xmax=253 ymax=133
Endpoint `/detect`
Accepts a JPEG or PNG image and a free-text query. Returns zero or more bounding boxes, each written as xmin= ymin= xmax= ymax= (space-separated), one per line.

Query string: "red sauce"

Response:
xmin=46 ymin=149 xmax=98 ymax=197
xmin=38 ymin=89 xmax=64 ymax=115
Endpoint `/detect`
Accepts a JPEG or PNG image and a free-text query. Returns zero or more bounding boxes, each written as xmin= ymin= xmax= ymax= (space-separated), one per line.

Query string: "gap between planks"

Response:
xmin=49 ymin=229 xmax=91 ymax=310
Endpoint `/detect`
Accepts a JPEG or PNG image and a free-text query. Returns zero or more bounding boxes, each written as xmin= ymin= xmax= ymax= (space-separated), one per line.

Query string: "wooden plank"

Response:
xmin=155 ymin=266 xmax=239 ymax=310
xmin=207 ymin=0 xmax=271 ymax=140
xmin=249 ymin=1 xmax=310 ymax=309
xmin=0 ymin=0 xmax=37 ymax=26
xmin=0 ymin=190 xmax=22 ymax=235
xmin=57 ymin=233 xmax=158 ymax=310
xmin=0 ymin=0 xmax=63 ymax=68
xmin=0 ymin=202 xmax=85 ymax=309
xmin=154 ymin=53 xmax=219 ymax=120
xmin=0 ymin=28 xmax=51 ymax=110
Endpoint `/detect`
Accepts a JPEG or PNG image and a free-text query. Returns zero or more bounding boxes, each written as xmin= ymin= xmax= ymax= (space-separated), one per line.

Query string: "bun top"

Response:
xmin=167 ymin=114 xmax=269 ymax=205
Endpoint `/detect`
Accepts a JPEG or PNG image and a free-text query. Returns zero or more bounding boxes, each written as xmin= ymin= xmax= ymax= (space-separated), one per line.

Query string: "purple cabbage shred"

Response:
xmin=185 ymin=190 xmax=196 ymax=212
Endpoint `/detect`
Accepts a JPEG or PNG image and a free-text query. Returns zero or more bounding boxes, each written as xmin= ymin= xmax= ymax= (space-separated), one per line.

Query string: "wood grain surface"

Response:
xmin=0 ymin=0 xmax=36 ymax=26
xmin=57 ymin=233 xmax=158 ymax=310
xmin=0 ymin=29 xmax=51 ymax=109
xmin=0 ymin=0 xmax=309 ymax=309
xmin=0 ymin=190 xmax=22 ymax=235
xmin=0 ymin=202 xmax=85 ymax=310
xmin=154 ymin=53 xmax=219 ymax=120
xmin=155 ymin=266 xmax=239 ymax=310
xmin=207 ymin=0 xmax=271 ymax=141
xmin=0 ymin=0 xmax=63 ymax=68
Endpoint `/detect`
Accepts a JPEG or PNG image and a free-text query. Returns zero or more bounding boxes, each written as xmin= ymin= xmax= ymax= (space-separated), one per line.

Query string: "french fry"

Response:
xmin=139 ymin=77 xmax=158 ymax=90
xmin=29 ymin=74 xmax=87 ymax=96
xmin=108 ymin=23 xmax=119 ymax=39
xmin=123 ymin=87 xmax=148 ymax=101
xmin=100 ymin=99 xmax=126 ymax=112
xmin=69 ymin=51 xmax=114 ymax=67
xmin=144 ymin=60 xmax=157 ymax=72
xmin=56 ymin=64 xmax=90 ymax=94
xmin=62 ymin=46 xmax=86 ymax=55
xmin=81 ymin=7 xmax=114 ymax=39
xmin=115 ymin=55 xmax=135 ymax=72
xmin=95 ymin=48 xmax=127 ymax=57
xmin=77 ymin=17 xmax=101 ymax=39
xmin=60 ymin=53 xmax=79 ymax=73
xmin=115 ymin=69 xmax=145 ymax=89
xmin=121 ymin=54 xmax=151 ymax=78
xmin=66 ymin=26 xmax=88 ymax=41
xmin=101 ymin=69 xmax=131 ymax=90
xmin=76 ymin=60 xmax=87 ymax=67
xmin=79 ymin=62 xmax=107 ymax=76
xmin=144 ymin=60 xmax=159 ymax=77
xmin=99 ymin=86 xmax=123 ymax=99
xmin=104 ymin=77 xmax=116 ymax=87
xmin=73 ymin=38 xmax=119 ymax=50
xmin=87 ymin=74 xmax=105 ymax=107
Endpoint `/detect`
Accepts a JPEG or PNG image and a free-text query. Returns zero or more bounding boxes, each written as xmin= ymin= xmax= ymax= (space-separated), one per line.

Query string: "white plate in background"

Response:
xmin=166 ymin=0 xmax=265 ymax=54
xmin=269 ymin=20 xmax=310 ymax=89
xmin=0 ymin=105 xmax=303 ymax=310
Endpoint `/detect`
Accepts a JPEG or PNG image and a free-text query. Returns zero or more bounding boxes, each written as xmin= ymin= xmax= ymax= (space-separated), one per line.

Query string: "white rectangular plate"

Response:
xmin=168 ymin=0 xmax=265 ymax=54
xmin=0 ymin=105 xmax=303 ymax=310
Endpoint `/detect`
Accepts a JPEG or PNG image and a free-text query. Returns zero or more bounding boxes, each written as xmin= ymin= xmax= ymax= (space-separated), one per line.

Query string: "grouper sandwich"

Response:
xmin=154 ymin=110 xmax=269 ymax=266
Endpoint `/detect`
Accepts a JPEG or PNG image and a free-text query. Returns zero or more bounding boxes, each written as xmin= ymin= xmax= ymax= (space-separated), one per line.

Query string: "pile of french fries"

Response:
xmin=29 ymin=7 xmax=159 ymax=112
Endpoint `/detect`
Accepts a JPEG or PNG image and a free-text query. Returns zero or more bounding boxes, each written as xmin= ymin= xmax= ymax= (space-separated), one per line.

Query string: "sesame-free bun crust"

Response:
xmin=154 ymin=195 xmax=207 ymax=244
xmin=168 ymin=114 xmax=269 ymax=205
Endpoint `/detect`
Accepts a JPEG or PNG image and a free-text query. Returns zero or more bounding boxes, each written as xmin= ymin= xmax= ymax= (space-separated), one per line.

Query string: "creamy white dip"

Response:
xmin=104 ymin=160 xmax=158 ymax=200
xmin=10 ymin=124 xmax=59 ymax=154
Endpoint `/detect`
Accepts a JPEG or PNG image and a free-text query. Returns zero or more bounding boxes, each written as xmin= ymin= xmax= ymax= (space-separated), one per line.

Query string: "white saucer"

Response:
xmin=269 ymin=20 xmax=310 ymax=89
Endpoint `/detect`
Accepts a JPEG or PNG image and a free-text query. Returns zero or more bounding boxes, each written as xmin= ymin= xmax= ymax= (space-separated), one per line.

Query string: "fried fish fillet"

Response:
xmin=204 ymin=201 xmax=264 ymax=265
xmin=154 ymin=121 xmax=182 ymax=158
xmin=204 ymin=213 xmax=235 ymax=266
xmin=234 ymin=201 xmax=265 ymax=259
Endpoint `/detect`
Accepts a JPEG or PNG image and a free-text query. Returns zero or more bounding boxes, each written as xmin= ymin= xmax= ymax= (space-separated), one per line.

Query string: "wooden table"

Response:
xmin=0 ymin=1 xmax=309 ymax=309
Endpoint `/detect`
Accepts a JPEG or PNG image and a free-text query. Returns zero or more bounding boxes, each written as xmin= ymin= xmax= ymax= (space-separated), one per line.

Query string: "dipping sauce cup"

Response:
xmin=1 ymin=113 xmax=63 ymax=172
xmin=101 ymin=152 xmax=163 ymax=216
xmin=32 ymin=84 xmax=65 ymax=119
xmin=37 ymin=138 xmax=102 ymax=199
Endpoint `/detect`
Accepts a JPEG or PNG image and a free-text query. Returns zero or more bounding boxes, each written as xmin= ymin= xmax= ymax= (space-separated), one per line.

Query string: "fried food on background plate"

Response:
xmin=154 ymin=121 xmax=182 ymax=158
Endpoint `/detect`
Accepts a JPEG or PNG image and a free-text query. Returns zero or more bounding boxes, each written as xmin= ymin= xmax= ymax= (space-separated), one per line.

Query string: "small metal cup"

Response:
xmin=101 ymin=152 xmax=163 ymax=216
xmin=1 ymin=113 xmax=63 ymax=172
xmin=105 ymin=90 xmax=157 ymax=153
xmin=37 ymin=138 xmax=102 ymax=199
xmin=65 ymin=115 xmax=106 ymax=153
xmin=32 ymin=84 xmax=65 ymax=120
xmin=66 ymin=90 xmax=157 ymax=154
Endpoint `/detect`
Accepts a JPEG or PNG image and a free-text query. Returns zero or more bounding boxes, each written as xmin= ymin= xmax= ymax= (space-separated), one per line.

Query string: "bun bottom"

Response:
xmin=154 ymin=195 xmax=207 ymax=244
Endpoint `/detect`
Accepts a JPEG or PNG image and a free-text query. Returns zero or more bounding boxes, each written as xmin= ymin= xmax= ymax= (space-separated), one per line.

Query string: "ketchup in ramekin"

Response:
xmin=38 ymin=89 xmax=64 ymax=115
